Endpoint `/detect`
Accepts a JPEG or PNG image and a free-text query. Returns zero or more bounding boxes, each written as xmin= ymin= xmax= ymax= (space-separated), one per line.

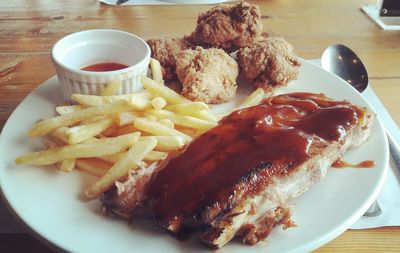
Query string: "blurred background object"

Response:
xmin=362 ymin=0 xmax=400 ymax=30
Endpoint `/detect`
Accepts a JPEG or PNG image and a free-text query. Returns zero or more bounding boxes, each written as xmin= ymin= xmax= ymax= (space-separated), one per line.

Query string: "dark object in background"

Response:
xmin=380 ymin=0 xmax=400 ymax=16
xmin=0 ymin=234 xmax=56 ymax=253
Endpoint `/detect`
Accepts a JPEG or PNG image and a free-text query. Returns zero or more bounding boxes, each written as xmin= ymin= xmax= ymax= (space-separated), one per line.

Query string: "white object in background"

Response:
xmin=99 ymin=0 xmax=230 ymax=5
xmin=362 ymin=0 xmax=400 ymax=30
xmin=52 ymin=29 xmax=150 ymax=101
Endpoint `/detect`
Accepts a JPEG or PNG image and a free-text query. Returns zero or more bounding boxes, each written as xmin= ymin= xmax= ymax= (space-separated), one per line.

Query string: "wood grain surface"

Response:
xmin=0 ymin=0 xmax=399 ymax=252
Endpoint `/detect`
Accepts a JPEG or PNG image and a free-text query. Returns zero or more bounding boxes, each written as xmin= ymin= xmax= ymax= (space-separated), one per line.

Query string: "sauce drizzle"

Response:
xmin=332 ymin=159 xmax=375 ymax=169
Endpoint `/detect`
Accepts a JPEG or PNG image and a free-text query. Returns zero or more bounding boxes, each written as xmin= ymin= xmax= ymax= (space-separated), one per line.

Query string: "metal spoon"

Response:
xmin=321 ymin=44 xmax=400 ymax=217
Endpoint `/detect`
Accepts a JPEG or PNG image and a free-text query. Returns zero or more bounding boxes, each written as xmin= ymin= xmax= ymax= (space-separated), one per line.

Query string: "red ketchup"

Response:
xmin=81 ymin=62 xmax=128 ymax=72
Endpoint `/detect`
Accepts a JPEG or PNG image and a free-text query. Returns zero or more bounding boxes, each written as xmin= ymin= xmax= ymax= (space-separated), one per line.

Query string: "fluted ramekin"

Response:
xmin=51 ymin=29 xmax=150 ymax=101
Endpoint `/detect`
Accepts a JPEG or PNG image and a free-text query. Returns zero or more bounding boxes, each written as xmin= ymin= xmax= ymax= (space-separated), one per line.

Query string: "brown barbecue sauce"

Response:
xmin=146 ymin=93 xmax=366 ymax=229
xmin=332 ymin=159 xmax=375 ymax=168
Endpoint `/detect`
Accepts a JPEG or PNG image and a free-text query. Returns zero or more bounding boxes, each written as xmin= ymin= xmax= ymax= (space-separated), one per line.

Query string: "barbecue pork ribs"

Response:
xmin=102 ymin=92 xmax=374 ymax=248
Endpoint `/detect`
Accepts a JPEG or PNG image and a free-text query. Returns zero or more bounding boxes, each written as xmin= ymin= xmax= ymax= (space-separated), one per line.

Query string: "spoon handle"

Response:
xmin=388 ymin=133 xmax=400 ymax=174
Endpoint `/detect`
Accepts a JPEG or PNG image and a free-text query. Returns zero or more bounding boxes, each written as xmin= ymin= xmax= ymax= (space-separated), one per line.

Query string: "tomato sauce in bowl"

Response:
xmin=81 ymin=63 xmax=129 ymax=72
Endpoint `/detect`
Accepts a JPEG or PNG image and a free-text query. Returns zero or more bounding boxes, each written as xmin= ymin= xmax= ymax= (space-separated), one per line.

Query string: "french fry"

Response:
xmin=114 ymin=112 xmax=142 ymax=126
xmin=151 ymin=97 xmax=167 ymax=110
xmin=141 ymin=76 xmax=190 ymax=104
xmin=100 ymin=80 xmax=121 ymax=96
xmin=56 ymin=105 xmax=84 ymax=115
xmin=100 ymin=150 xmax=167 ymax=163
xmin=15 ymin=142 xmax=133 ymax=166
xmin=83 ymin=132 xmax=140 ymax=145
xmin=59 ymin=159 xmax=76 ymax=172
xmin=175 ymin=127 xmax=200 ymax=138
xmin=140 ymin=135 xmax=186 ymax=151
xmin=75 ymin=158 xmax=112 ymax=177
xmin=71 ymin=92 xmax=151 ymax=109
xmin=146 ymin=115 xmax=157 ymax=121
xmin=66 ymin=117 xmax=113 ymax=144
xmin=145 ymin=109 xmax=217 ymax=130
xmin=144 ymin=150 xmax=167 ymax=162
xmin=237 ymin=88 xmax=265 ymax=109
xmin=159 ymin=118 xmax=174 ymax=129
xmin=98 ymin=152 xmax=125 ymax=164
xmin=80 ymin=116 xmax=107 ymax=125
xmin=51 ymin=127 xmax=69 ymax=143
xmin=163 ymin=103 xmax=217 ymax=122
xmin=189 ymin=109 xmax=219 ymax=122
xmin=20 ymin=133 xmax=140 ymax=166
xmin=166 ymin=102 xmax=209 ymax=114
xmin=28 ymin=100 xmax=136 ymax=138
xmin=150 ymin=58 xmax=163 ymax=83
xmin=133 ymin=117 xmax=192 ymax=141
xmin=85 ymin=137 xmax=157 ymax=199
xmin=176 ymin=125 xmax=206 ymax=138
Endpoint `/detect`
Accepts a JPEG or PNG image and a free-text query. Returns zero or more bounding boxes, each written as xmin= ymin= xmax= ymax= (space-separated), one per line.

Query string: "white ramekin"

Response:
xmin=51 ymin=29 xmax=150 ymax=101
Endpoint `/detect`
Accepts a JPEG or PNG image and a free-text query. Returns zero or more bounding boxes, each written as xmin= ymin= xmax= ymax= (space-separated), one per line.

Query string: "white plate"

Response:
xmin=0 ymin=59 xmax=389 ymax=253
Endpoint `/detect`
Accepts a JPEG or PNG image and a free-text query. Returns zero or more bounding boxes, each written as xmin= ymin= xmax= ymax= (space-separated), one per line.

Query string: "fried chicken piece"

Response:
xmin=175 ymin=47 xmax=238 ymax=104
xmin=186 ymin=1 xmax=263 ymax=52
xmin=146 ymin=36 xmax=192 ymax=80
xmin=237 ymin=36 xmax=301 ymax=91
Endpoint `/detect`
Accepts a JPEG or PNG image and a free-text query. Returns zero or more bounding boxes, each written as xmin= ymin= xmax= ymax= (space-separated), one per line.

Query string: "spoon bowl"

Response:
xmin=321 ymin=44 xmax=368 ymax=92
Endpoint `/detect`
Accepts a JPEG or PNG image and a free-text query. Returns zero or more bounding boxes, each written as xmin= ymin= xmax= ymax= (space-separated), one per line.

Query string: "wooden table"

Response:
xmin=0 ymin=0 xmax=399 ymax=252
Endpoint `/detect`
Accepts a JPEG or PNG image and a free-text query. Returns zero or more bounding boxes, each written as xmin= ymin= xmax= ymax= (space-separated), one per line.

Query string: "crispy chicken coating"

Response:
xmin=147 ymin=36 xmax=192 ymax=80
xmin=237 ymin=36 xmax=301 ymax=91
xmin=186 ymin=1 xmax=263 ymax=52
xmin=176 ymin=47 xmax=239 ymax=104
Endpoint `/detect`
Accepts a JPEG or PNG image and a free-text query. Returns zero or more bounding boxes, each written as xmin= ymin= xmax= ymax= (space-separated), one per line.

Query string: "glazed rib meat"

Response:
xmin=102 ymin=92 xmax=374 ymax=248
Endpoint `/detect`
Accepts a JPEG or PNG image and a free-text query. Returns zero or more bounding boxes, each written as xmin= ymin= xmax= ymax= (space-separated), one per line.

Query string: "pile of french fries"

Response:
xmin=15 ymin=58 xmax=267 ymax=200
